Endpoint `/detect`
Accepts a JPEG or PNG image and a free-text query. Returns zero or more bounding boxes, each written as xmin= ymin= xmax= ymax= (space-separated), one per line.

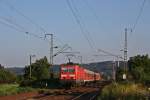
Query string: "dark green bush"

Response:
xmin=19 ymin=80 xmax=33 ymax=87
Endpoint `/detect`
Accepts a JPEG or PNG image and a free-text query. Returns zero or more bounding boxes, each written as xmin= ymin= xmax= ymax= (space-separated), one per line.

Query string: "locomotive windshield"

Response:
xmin=61 ymin=67 xmax=75 ymax=73
xmin=68 ymin=68 xmax=75 ymax=73
xmin=61 ymin=67 xmax=68 ymax=72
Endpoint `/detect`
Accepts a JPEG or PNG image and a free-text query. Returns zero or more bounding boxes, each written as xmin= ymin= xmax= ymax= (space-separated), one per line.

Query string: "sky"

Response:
xmin=0 ymin=0 xmax=150 ymax=67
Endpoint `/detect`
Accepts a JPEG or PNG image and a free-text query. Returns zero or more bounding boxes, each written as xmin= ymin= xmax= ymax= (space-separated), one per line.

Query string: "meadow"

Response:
xmin=0 ymin=84 xmax=34 ymax=96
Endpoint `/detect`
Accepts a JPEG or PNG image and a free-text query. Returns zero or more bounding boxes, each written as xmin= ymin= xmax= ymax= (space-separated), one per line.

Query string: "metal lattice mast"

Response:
xmin=45 ymin=34 xmax=53 ymax=65
xmin=124 ymin=28 xmax=128 ymax=73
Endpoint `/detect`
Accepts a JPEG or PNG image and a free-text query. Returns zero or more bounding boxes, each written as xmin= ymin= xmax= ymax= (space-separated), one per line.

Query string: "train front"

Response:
xmin=60 ymin=64 xmax=76 ymax=85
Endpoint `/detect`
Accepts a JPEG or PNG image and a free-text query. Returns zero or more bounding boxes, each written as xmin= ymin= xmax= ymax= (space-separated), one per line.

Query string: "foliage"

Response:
xmin=20 ymin=78 xmax=60 ymax=89
xmin=0 ymin=84 xmax=34 ymax=96
xmin=0 ymin=64 xmax=4 ymax=69
xmin=24 ymin=56 xmax=50 ymax=80
xmin=31 ymin=78 xmax=60 ymax=89
xmin=98 ymin=83 xmax=149 ymax=100
xmin=116 ymin=68 xmax=124 ymax=81
xmin=19 ymin=79 xmax=34 ymax=87
xmin=0 ymin=68 xmax=16 ymax=83
xmin=128 ymin=54 xmax=150 ymax=85
xmin=16 ymin=75 xmax=24 ymax=84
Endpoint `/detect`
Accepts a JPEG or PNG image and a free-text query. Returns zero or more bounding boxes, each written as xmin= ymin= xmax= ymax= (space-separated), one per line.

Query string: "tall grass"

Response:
xmin=98 ymin=82 xmax=149 ymax=100
xmin=0 ymin=84 xmax=34 ymax=96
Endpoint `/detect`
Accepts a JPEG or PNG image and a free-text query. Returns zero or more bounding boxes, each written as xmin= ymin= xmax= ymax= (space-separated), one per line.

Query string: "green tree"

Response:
xmin=0 ymin=68 xmax=16 ymax=83
xmin=24 ymin=56 xmax=50 ymax=80
xmin=128 ymin=54 xmax=150 ymax=85
xmin=116 ymin=68 xmax=124 ymax=81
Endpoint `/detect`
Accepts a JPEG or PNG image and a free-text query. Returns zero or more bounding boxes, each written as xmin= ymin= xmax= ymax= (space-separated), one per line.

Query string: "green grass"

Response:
xmin=98 ymin=82 xmax=150 ymax=100
xmin=0 ymin=84 xmax=34 ymax=96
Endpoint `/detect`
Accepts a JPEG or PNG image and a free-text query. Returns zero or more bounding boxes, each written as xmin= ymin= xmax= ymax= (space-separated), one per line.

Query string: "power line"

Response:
xmin=0 ymin=19 xmax=24 ymax=33
xmin=2 ymin=0 xmax=72 ymax=48
xmin=0 ymin=16 xmax=27 ymax=32
xmin=82 ymin=0 xmax=104 ymax=28
xmin=71 ymin=0 xmax=97 ymax=49
xmin=0 ymin=17 xmax=47 ymax=41
xmin=66 ymin=0 xmax=123 ymax=59
xmin=2 ymin=0 xmax=47 ymax=33
xmin=132 ymin=0 xmax=146 ymax=32
xmin=66 ymin=0 xmax=95 ymax=50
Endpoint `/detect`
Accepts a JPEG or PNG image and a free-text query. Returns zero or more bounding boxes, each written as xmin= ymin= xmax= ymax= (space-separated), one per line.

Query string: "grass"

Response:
xmin=0 ymin=84 xmax=34 ymax=96
xmin=98 ymin=82 xmax=150 ymax=100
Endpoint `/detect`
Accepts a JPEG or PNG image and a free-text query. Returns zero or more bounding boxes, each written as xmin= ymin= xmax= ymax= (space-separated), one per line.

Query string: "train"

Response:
xmin=60 ymin=62 xmax=101 ymax=86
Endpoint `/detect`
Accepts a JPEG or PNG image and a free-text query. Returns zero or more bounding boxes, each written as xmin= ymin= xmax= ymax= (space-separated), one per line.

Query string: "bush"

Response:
xmin=98 ymin=83 xmax=150 ymax=100
xmin=31 ymin=79 xmax=60 ymax=89
xmin=19 ymin=80 xmax=34 ymax=87
xmin=19 ymin=78 xmax=61 ymax=89
xmin=0 ymin=84 xmax=34 ymax=96
xmin=16 ymin=75 xmax=24 ymax=84
xmin=0 ymin=69 xmax=16 ymax=83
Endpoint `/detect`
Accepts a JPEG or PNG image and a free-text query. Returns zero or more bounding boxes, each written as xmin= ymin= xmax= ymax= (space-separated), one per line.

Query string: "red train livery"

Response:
xmin=60 ymin=63 xmax=101 ymax=84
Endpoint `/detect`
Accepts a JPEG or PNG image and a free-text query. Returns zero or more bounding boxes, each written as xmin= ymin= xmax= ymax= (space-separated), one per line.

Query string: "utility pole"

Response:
xmin=45 ymin=34 xmax=54 ymax=78
xmin=123 ymin=28 xmax=127 ymax=80
xmin=124 ymin=28 xmax=127 ymax=72
xmin=78 ymin=56 xmax=83 ymax=65
xmin=29 ymin=54 xmax=36 ymax=79
xmin=45 ymin=34 xmax=53 ymax=65
xmin=123 ymin=28 xmax=132 ymax=80
xmin=112 ymin=60 xmax=116 ymax=81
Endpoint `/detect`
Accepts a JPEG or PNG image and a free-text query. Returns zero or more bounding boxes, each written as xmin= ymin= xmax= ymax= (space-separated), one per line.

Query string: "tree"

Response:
xmin=116 ymin=67 xmax=124 ymax=81
xmin=24 ymin=56 xmax=50 ymax=80
xmin=0 ymin=67 xmax=16 ymax=83
xmin=128 ymin=54 xmax=150 ymax=85
xmin=0 ymin=64 xmax=4 ymax=69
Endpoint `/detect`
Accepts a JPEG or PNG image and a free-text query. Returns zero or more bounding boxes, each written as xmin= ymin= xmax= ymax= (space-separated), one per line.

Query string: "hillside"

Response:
xmin=6 ymin=61 xmax=124 ymax=79
xmin=6 ymin=67 xmax=24 ymax=75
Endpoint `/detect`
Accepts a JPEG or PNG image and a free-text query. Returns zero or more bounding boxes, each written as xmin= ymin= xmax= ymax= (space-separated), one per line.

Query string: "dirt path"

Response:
xmin=0 ymin=92 xmax=39 ymax=100
xmin=0 ymin=87 xmax=99 ymax=100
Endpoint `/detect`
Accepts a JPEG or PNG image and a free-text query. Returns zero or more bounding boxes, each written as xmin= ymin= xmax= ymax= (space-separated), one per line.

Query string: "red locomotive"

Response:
xmin=60 ymin=63 xmax=101 ymax=85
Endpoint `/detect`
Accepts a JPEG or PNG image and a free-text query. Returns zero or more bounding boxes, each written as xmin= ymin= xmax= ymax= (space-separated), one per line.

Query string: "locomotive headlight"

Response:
xmin=69 ymin=74 xmax=75 ymax=77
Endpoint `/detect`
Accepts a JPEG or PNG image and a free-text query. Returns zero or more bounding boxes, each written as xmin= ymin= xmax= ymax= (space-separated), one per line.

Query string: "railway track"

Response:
xmin=70 ymin=80 xmax=111 ymax=100
xmin=71 ymin=91 xmax=99 ymax=100
xmin=24 ymin=80 xmax=111 ymax=100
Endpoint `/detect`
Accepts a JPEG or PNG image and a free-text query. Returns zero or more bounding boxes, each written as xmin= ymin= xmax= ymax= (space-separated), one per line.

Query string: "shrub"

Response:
xmin=19 ymin=80 xmax=34 ymax=87
xmin=98 ymin=83 xmax=149 ymax=100
xmin=0 ymin=69 xmax=16 ymax=83
xmin=0 ymin=84 xmax=34 ymax=96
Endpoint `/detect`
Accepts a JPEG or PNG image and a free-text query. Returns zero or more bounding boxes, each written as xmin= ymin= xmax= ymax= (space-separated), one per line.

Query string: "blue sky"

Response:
xmin=0 ymin=0 xmax=150 ymax=67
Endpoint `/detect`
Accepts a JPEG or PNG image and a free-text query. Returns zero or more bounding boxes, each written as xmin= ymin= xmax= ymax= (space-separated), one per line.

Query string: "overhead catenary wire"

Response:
xmin=1 ymin=0 xmax=68 ymax=46
xmin=66 ymin=0 xmax=122 ymax=59
xmin=0 ymin=19 xmax=24 ymax=33
xmin=0 ymin=0 xmax=70 ymax=44
xmin=0 ymin=16 xmax=48 ymax=42
xmin=66 ymin=0 xmax=95 ymax=50
xmin=2 ymin=0 xmax=47 ymax=33
xmin=0 ymin=16 xmax=27 ymax=32
xmin=70 ymin=0 xmax=97 ymax=49
xmin=82 ymin=0 xmax=105 ymax=29
xmin=132 ymin=0 xmax=146 ymax=32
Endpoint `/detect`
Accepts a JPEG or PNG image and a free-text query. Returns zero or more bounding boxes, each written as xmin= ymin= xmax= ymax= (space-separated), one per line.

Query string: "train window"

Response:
xmin=61 ymin=68 xmax=68 ymax=73
xmin=68 ymin=68 xmax=75 ymax=73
